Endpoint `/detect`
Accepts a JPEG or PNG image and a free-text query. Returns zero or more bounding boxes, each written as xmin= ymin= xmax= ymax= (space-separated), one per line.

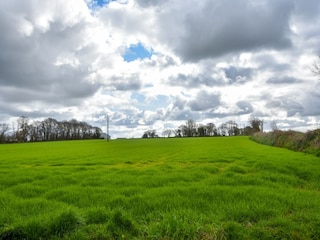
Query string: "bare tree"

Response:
xmin=29 ymin=121 xmax=41 ymax=142
xmin=0 ymin=123 xmax=9 ymax=143
xmin=162 ymin=129 xmax=172 ymax=138
xmin=225 ymin=120 xmax=240 ymax=136
xmin=197 ymin=124 xmax=205 ymax=137
xmin=206 ymin=123 xmax=217 ymax=136
xmin=173 ymin=128 xmax=182 ymax=137
xmin=249 ymin=117 xmax=264 ymax=132
xmin=270 ymin=120 xmax=279 ymax=131
xmin=218 ymin=123 xmax=228 ymax=136
xmin=16 ymin=116 xmax=29 ymax=142
xmin=93 ymin=127 xmax=102 ymax=139
xmin=184 ymin=119 xmax=197 ymax=137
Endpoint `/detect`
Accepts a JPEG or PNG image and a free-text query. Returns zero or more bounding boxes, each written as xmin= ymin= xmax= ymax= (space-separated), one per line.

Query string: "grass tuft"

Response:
xmin=107 ymin=210 xmax=138 ymax=238
xmin=85 ymin=208 xmax=110 ymax=225
xmin=50 ymin=210 xmax=82 ymax=237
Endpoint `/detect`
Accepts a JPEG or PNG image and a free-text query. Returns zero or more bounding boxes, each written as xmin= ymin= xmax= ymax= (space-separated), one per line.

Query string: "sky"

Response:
xmin=0 ymin=0 xmax=319 ymax=138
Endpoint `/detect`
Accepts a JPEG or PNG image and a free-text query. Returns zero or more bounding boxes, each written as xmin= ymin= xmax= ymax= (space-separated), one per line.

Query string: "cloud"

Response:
xmin=134 ymin=0 xmax=168 ymax=8
xmin=265 ymin=95 xmax=305 ymax=118
xmin=108 ymin=74 xmax=142 ymax=91
xmin=299 ymin=88 xmax=320 ymax=117
xmin=156 ymin=0 xmax=294 ymax=62
xmin=0 ymin=0 xmax=320 ymax=138
xmin=188 ymin=91 xmax=221 ymax=111
xmin=236 ymin=101 xmax=254 ymax=115
xmin=223 ymin=66 xmax=254 ymax=84
xmin=168 ymin=72 xmax=226 ymax=88
xmin=266 ymin=76 xmax=302 ymax=84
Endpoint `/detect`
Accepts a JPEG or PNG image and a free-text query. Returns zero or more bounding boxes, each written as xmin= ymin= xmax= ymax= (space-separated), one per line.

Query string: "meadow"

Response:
xmin=0 ymin=137 xmax=320 ymax=239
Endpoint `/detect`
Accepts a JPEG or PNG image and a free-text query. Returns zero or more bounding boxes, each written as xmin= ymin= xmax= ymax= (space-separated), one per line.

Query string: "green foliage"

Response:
xmin=250 ymin=129 xmax=320 ymax=156
xmin=1 ymin=138 xmax=320 ymax=239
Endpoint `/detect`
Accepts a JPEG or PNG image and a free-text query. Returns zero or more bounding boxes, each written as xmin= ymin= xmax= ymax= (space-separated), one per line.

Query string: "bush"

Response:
xmin=250 ymin=129 xmax=320 ymax=156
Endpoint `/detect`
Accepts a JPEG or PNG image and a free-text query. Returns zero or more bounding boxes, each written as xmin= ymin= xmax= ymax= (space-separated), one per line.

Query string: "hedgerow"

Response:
xmin=250 ymin=129 xmax=320 ymax=156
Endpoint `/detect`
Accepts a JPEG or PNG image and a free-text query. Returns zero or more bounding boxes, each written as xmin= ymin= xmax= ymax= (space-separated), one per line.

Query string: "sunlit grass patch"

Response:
xmin=1 ymin=137 xmax=320 ymax=239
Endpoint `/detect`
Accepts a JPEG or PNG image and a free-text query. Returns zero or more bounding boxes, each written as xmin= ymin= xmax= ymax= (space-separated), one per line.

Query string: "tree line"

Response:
xmin=143 ymin=118 xmax=264 ymax=138
xmin=0 ymin=116 xmax=103 ymax=143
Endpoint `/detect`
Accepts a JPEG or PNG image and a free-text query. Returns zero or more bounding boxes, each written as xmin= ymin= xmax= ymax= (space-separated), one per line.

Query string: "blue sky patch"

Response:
xmin=123 ymin=43 xmax=153 ymax=62
xmin=88 ymin=0 xmax=116 ymax=8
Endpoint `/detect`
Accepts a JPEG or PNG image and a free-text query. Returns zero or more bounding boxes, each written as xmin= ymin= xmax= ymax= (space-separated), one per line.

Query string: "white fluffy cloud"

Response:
xmin=0 ymin=0 xmax=319 ymax=138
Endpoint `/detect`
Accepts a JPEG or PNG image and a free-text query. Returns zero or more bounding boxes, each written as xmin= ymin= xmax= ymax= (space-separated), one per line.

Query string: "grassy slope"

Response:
xmin=1 ymin=137 xmax=320 ymax=239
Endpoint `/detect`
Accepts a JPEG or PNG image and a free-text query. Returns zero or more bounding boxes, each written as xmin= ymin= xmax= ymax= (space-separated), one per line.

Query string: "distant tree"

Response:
xmin=92 ymin=127 xmax=102 ymax=139
xmin=178 ymin=125 xmax=187 ymax=137
xmin=206 ymin=123 xmax=217 ymax=136
xmin=226 ymin=120 xmax=240 ymax=136
xmin=41 ymin=118 xmax=59 ymax=141
xmin=60 ymin=120 xmax=71 ymax=140
xmin=173 ymin=129 xmax=182 ymax=137
xmin=16 ymin=116 xmax=29 ymax=142
xmin=29 ymin=121 xmax=42 ymax=142
xmin=142 ymin=130 xmax=157 ymax=138
xmin=0 ymin=123 xmax=9 ymax=143
xmin=80 ymin=121 xmax=90 ymax=139
xmin=249 ymin=117 xmax=264 ymax=132
xmin=162 ymin=129 xmax=172 ymax=138
xmin=270 ymin=120 xmax=279 ymax=131
xmin=197 ymin=124 xmax=206 ymax=137
xmin=218 ymin=123 xmax=228 ymax=136
xmin=183 ymin=119 xmax=197 ymax=137
xmin=243 ymin=126 xmax=254 ymax=135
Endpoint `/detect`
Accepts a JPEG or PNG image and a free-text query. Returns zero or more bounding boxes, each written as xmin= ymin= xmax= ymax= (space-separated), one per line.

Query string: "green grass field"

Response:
xmin=1 ymin=137 xmax=320 ymax=239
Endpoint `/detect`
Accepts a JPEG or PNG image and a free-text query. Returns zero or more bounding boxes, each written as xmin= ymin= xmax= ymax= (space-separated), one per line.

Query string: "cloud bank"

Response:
xmin=0 ymin=0 xmax=319 ymax=138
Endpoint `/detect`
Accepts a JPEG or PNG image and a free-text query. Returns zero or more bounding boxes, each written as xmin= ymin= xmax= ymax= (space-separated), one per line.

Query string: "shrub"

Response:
xmin=250 ymin=129 xmax=320 ymax=156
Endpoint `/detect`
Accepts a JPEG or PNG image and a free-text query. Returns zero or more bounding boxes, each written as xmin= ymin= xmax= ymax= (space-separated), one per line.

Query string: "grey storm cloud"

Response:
xmin=223 ymin=66 xmax=254 ymax=84
xmin=287 ymin=102 xmax=304 ymax=117
xmin=253 ymin=54 xmax=291 ymax=72
xmin=135 ymin=0 xmax=169 ymax=8
xmin=266 ymin=76 xmax=302 ymax=85
xmin=111 ymin=109 xmax=143 ymax=128
xmin=188 ymin=91 xmax=221 ymax=111
xmin=157 ymin=0 xmax=294 ymax=62
xmin=236 ymin=101 xmax=254 ymax=115
xmin=168 ymin=108 xmax=201 ymax=121
xmin=0 ymin=1 xmax=100 ymax=108
xmin=299 ymin=90 xmax=320 ymax=117
xmin=108 ymin=74 xmax=142 ymax=91
xmin=265 ymin=96 xmax=305 ymax=117
xmin=169 ymin=73 xmax=225 ymax=88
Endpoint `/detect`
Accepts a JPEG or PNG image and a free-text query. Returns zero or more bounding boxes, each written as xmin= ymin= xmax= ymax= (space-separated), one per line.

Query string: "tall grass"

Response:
xmin=251 ymin=129 xmax=320 ymax=156
xmin=1 ymin=137 xmax=320 ymax=239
